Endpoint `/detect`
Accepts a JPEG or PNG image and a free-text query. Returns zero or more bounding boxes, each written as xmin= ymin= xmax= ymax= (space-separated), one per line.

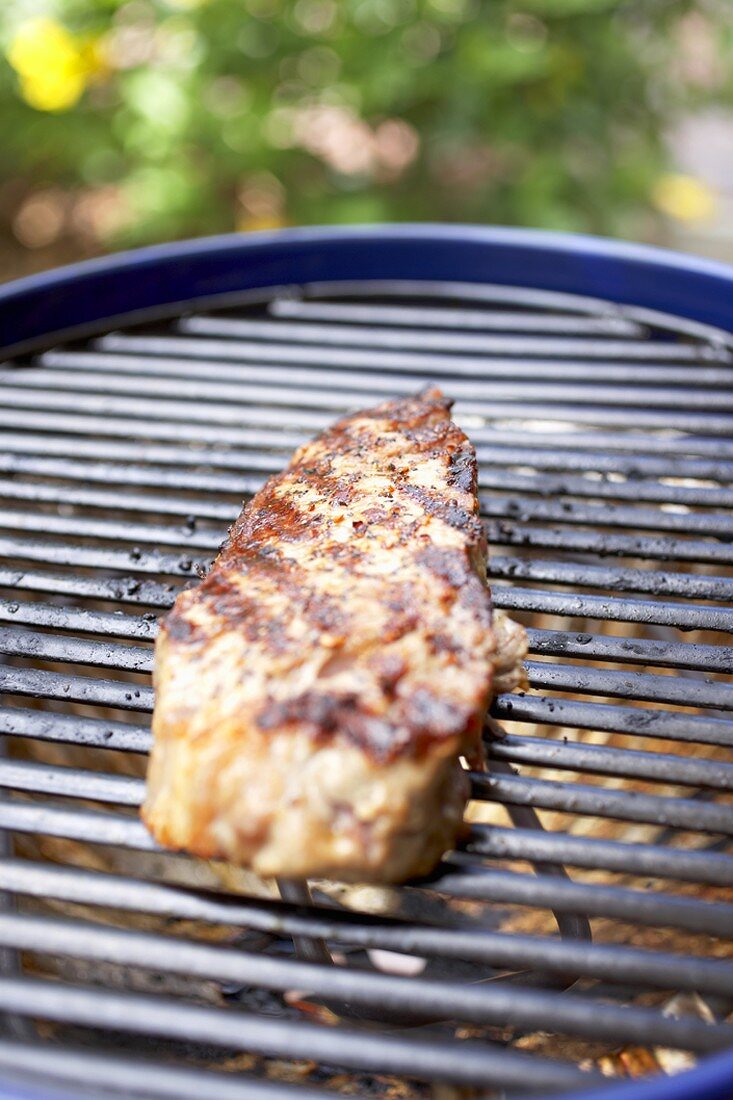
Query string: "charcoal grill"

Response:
xmin=0 ymin=225 xmax=732 ymax=1100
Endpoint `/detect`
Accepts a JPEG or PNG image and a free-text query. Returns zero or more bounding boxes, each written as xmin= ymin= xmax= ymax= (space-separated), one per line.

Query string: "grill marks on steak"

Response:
xmin=163 ymin=387 xmax=492 ymax=762
xmin=143 ymin=387 xmax=526 ymax=881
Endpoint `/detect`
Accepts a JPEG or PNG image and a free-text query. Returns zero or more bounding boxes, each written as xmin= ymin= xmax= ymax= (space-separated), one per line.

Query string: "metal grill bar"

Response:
xmin=0 ymin=760 xmax=143 ymax=806
xmin=0 ymin=799 xmax=728 ymax=933
xmin=2 ymin=599 xmax=729 ymax=671
xmin=8 ymin=403 xmax=733 ymax=467
xmin=422 ymin=426 xmax=733 ymax=460
xmin=493 ymin=696 xmax=733 ymax=746
xmin=0 ymin=709 xmax=151 ymax=753
xmin=267 ymin=298 xmax=648 ymax=333
xmin=0 ymin=512 xmax=220 ymax=553
xmin=276 ymin=279 xmax=733 ymax=334
xmin=5 ymin=528 xmax=733 ymax=608
xmin=0 ymin=481 xmax=234 ymax=522
xmin=524 ymin=630 xmax=733 ymax=672
xmin=265 ymin=287 xmax=733 ymax=339
xmin=0 ymin=803 xmax=158 ymax=852
xmin=491 ymin=559 xmax=733 ymax=602
xmin=6 ymin=377 xmax=733 ymax=435
xmin=0 ymin=787 xmax=730 ymax=895
xmin=13 ymin=358 xmax=733 ymax=415
xmin=489 ymin=527 xmax=733 ymax=569
xmin=0 ymin=913 xmax=730 ymax=1052
xmin=0 ymin=455 xmax=254 ymax=495
xmin=4 ymin=661 xmax=732 ymax=753
xmin=0 ymin=976 xmax=598 ymax=1094
xmin=428 ymin=864 xmax=733 ymax=936
xmin=3 ymin=628 xmax=730 ymax=715
xmin=491 ymin=735 xmax=733 ymax=789
xmin=3 ymin=704 xmax=730 ymax=795
xmin=3 ymin=599 xmax=729 ymax=672
xmin=0 ymin=667 xmax=154 ymax=710
xmin=2 ymin=859 xmax=732 ymax=996
xmin=166 ymin=317 xmax=731 ymax=362
xmin=4 ymin=424 xmax=730 ymax=495
xmin=482 ymin=478 xmax=733 ymax=511
xmin=2 ymin=567 xmax=731 ymax=636
xmin=0 ymin=567 xmax=177 ymax=607
xmin=40 ymin=339 xmax=733 ymax=387
xmin=0 ymin=602 xmax=158 ymax=640
xmin=2 ymin=265 xmax=733 ymax=1098
xmin=6 ymin=484 xmax=733 ymax=566
xmin=0 ymin=388 xmax=332 ymax=431
xmin=494 ymin=587 xmax=733 ymax=632
xmin=4 ymin=755 xmax=732 ymax=841
xmin=0 ymin=629 xmax=151 ymax=672
xmin=0 ymin=1042 xmax=333 ymax=1100
xmin=523 ymin=661 xmax=733 ymax=710
xmin=487 ymin=501 xmax=731 ymax=539
xmin=0 ymin=443 xmax=726 ymax=520
xmin=1 ymin=408 xmax=308 ymax=450
xmin=470 ymin=773 xmax=733 ymax=833
xmin=0 ymin=432 xmax=287 ymax=470
xmin=476 ymin=444 xmax=733 ymax=478
xmin=464 ymin=826 xmax=733 ymax=885
xmin=0 ymin=537 xmax=202 ymax=576
xmin=179 ymin=315 xmax=686 ymax=357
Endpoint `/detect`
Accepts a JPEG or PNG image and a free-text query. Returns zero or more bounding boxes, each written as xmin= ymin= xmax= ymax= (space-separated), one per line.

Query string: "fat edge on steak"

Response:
xmin=142 ymin=387 xmax=526 ymax=883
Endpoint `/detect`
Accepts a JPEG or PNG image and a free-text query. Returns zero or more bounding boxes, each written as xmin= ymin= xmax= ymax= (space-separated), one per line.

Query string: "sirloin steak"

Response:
xmin=142 ymin=387 xmax=526 ymax=882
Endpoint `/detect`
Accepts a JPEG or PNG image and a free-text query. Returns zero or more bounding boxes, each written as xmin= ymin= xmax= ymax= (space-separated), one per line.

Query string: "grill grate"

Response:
xmin=0 ymin=247 xmax=732 ymax=1099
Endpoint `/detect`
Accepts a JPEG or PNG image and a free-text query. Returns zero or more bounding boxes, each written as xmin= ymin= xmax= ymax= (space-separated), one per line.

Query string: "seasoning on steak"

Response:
xmin=142 ymin=387 xmax=526 ymax=883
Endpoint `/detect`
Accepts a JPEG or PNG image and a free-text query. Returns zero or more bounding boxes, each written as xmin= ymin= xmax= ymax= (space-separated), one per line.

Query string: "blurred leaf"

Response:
xmin=123 ymin=69 xmax=189 ymax=130
xmin=0 ymin=0 xmax=721 ymax=252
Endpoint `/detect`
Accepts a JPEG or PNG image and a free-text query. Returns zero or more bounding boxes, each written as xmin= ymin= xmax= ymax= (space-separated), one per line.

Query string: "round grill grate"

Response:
xmin=0 ymin=227 xmax=731 ymax=1100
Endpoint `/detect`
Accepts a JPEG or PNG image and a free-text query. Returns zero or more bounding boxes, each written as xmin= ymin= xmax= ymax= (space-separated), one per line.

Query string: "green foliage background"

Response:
xmin=0 ymin=0 xmax=731 ymax=259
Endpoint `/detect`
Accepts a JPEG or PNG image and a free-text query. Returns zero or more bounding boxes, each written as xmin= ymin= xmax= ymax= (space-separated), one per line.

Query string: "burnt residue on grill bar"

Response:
xmin=0 ymin=275 xmax=731 ymax=1098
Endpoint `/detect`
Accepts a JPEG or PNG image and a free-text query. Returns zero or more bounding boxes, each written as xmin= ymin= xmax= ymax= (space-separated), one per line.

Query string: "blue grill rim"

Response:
xmin=3 ymin=224 xmax=733 ymax=357
xmin=0 ymin=224 xmax=732 ymax=1100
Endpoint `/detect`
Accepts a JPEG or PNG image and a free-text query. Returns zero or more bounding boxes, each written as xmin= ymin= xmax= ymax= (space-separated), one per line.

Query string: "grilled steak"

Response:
xmin=142 ymin=387 xmax=526 ymax=882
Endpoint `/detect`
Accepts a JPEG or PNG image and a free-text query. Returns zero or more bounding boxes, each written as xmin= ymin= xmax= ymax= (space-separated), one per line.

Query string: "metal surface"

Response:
xmin=0 ymin=227 xmax=732 ymax=1100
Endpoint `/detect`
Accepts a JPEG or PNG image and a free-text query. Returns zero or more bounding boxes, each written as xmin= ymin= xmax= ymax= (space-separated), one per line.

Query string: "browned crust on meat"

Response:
xmin=160 ymin=386 xmax=493 ymax=763
xmin=142 ymin=387 xmax=521 ymax=881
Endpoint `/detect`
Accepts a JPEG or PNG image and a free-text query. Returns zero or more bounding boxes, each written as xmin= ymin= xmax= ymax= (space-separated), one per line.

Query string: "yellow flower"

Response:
xmin=7 ymin=17 xmax=100 ymax=112
xmin=651 ymin=173 xmax=716 ymax=224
